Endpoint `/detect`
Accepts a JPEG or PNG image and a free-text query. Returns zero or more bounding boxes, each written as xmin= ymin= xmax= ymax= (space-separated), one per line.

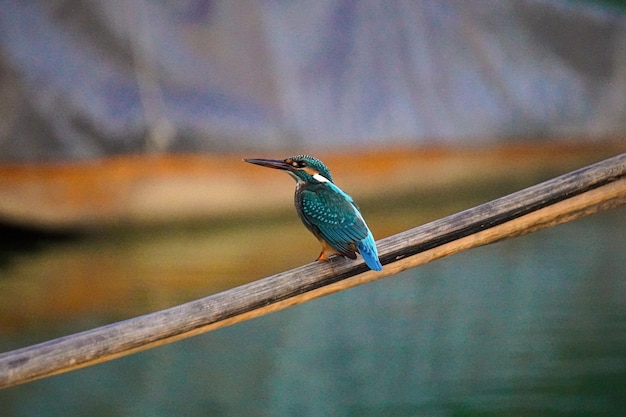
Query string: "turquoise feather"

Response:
xmin=297 ymin=182 xmax=382 ymax=271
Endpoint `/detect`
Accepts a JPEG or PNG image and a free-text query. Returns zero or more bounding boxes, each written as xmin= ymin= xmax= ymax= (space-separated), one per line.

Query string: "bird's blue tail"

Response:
xmin=356 ymin=232 xmax=383 ymax=271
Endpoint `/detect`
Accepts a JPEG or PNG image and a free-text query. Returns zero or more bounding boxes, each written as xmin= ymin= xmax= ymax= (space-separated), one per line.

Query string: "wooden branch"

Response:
xmin=1 ymin=153 xmax=625 ymax=389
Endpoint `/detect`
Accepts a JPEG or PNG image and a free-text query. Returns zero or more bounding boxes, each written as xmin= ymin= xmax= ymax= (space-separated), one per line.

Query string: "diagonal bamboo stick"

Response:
xmin=0 ymin=153 xmax=624 ymax=389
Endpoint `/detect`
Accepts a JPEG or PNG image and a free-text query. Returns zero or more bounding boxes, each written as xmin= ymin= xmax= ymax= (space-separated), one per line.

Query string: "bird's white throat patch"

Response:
xmin=313 ymin=173 xmax=331 ymax=183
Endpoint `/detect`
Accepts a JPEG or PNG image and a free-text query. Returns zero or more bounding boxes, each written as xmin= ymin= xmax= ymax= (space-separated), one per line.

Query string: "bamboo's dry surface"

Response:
xmin=0 ymin=153 xmax=624 ymax=389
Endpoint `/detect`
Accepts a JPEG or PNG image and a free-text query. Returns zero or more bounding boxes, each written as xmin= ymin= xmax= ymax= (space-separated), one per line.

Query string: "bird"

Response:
xmin=244 ymin=155 xmax=383 ymax=271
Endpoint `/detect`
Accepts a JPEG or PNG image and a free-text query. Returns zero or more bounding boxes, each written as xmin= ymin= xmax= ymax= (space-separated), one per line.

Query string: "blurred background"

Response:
xmin=0 ymin=0 xmax=625 ymax=416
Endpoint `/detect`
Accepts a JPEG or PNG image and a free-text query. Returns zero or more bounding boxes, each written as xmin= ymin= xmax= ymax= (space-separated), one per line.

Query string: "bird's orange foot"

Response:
xmin=316 ymin=250 xmax=331 ymax=262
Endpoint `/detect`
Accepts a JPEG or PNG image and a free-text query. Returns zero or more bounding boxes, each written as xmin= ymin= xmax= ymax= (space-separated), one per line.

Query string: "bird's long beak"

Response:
xmin=244 ymin=158 xmax=295 ymax=171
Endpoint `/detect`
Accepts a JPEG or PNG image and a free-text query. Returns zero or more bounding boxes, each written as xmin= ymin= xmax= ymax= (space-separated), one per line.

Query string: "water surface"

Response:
xmin=0 ymin=204 xmax=624 ymax=416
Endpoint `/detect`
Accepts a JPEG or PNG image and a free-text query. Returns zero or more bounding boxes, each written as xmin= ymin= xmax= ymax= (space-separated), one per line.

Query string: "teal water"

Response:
xmin=1 ymin=207 xmax=625 ymax=416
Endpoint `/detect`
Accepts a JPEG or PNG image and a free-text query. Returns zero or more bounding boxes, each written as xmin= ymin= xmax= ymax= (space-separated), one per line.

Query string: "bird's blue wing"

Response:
xmin=299 ymin=183 xmax=382 ymax=270
xmin=299 ymin=184 xmax=368 ymax=256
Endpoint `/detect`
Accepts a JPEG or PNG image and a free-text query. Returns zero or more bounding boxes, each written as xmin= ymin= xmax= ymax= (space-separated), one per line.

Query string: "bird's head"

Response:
xmin=244 ymin=155 xmax=334 ymax=184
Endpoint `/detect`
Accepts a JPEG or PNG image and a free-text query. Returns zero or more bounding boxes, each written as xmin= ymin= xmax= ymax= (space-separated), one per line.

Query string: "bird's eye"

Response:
xmin=286 ymin=158 xmax=307 ymax=168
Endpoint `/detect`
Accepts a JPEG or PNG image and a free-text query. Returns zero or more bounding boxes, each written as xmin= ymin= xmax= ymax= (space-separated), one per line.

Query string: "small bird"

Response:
xmin=244 ymin=155 xmax=382 ymax=271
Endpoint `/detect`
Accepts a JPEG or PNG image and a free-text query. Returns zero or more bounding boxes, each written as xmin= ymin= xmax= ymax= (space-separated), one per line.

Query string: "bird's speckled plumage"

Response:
xmin=244 ymin=155 xmax=383 ymax=271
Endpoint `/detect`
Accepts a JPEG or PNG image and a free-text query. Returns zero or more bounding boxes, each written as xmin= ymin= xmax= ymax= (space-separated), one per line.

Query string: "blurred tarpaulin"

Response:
xmin=0 ymin=0 xmax=624 ymax=161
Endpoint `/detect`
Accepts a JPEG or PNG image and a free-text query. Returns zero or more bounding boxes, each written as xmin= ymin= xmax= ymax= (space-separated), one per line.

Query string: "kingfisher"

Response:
xmin=244 ymin=155 xmax=383 ymax=271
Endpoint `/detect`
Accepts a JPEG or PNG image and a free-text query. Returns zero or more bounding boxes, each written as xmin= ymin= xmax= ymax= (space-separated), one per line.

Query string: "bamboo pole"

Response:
xmin=0 ymin=153 xmax=625 ymax=389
